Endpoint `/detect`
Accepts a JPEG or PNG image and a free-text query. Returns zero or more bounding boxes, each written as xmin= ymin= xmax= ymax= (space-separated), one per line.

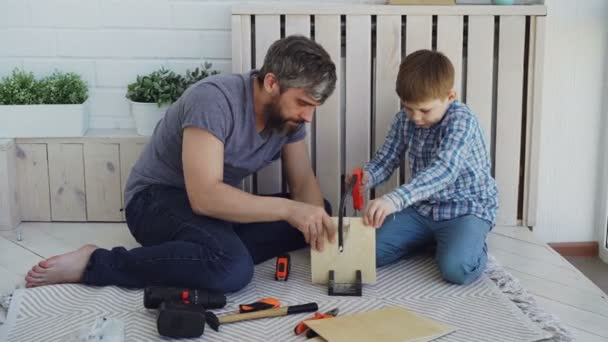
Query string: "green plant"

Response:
xmin=184 ymin=62 xmax=220 ymax=88
xmin=40 ymin=71 xmax=88 ymax=104
xmin=0 ymin=68 xmax=88 ymax=105
xmin=126 ymin=63 xmax=220 ymax=107
xmin=0 ymin=69 xmax=42 ymax=105
xmin=126 ymin=68 xmax=185 ymax=107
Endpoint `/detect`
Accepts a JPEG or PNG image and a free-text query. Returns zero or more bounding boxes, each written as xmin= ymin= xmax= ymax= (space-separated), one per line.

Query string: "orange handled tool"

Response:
xmin=239 ymin=298 xmax=280 ymax=313
xmin=352 ymin=168 xmax=364 ymax=211
xmin=294 ymin=308 xmax=339 ymax=336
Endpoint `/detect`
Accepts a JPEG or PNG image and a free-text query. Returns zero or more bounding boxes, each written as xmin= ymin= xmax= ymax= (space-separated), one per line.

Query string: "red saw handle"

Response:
xmin=352 ymin=168 xmax=364 ymax=211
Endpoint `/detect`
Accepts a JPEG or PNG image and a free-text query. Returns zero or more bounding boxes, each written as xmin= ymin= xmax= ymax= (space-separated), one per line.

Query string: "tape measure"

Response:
xmin=275 ymin=254 xmax=291 ymax=281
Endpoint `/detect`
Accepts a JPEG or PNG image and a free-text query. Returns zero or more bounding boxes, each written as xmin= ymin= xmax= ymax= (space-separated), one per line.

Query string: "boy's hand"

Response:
xmin=346 ymin=168 xmax=370 ymax=188
xmin=363 ymin=198 xmax=396 ymax=228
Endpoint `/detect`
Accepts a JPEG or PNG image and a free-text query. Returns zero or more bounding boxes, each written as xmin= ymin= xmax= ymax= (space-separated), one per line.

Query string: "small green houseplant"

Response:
xmin=0 ymin=69 xmax=89 ymax=137
xmin=126 ymin=63 xmax=219 ymax=136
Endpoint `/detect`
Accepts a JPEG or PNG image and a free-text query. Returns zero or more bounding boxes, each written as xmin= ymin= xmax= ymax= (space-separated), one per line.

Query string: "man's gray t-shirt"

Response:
xmin=124 ymin=71 xmax=306 ymax=207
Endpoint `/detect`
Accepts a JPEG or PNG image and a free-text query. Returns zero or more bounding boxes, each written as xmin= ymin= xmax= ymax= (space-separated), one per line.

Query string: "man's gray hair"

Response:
xmin=258 ymin=35 xmax=337 ymax=103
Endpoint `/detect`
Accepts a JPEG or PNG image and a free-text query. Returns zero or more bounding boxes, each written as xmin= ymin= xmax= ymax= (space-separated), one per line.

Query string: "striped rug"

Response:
xmin=1 ymin=250 xmax=550 ymax=341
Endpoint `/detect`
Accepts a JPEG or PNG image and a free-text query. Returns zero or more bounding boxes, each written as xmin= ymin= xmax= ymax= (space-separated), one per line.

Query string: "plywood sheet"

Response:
xmin=311 ymin=217 xmax=376 ymax=284
xmin=305 ymin=307 xmax=456 ymax=342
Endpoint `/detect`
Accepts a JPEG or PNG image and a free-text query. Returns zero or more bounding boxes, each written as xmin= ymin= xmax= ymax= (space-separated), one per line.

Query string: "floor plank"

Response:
xmin=507 ymin=268 xmax=608 ymax=317
xmin=491 ymin=248 xmax=605 ymax=296
xmin=534 ymin=296 xmax=608 ymax=338
xmin=493 ymin=225 xmax=547 ymax=246
xmin=567 ymin=326 xmax=608 ymax=342
xmin=488 ymin=233 xmax=576 ymax=268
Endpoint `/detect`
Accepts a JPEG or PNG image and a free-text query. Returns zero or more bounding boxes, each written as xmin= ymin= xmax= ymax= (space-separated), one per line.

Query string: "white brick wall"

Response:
xmin=0 ymin=0 xmax=384 ymax=129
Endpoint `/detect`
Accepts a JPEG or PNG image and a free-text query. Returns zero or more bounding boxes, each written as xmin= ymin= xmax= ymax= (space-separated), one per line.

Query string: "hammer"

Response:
xmin=205 ymin=302 xmax=318 ymax=331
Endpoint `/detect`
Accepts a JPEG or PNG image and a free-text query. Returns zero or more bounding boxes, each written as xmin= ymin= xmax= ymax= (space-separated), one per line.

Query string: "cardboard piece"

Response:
xmin=304 ymin=307 xmax=456 ymax=342
xmin=311 ymin=217 xmax=376 ymax=284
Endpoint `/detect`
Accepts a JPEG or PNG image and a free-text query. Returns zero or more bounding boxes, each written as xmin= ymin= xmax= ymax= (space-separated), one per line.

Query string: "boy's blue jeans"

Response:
xmin=376 ymin=207 xmax=492 ymax=285
xmin=82 ymin=185 xmax=330 ymax=292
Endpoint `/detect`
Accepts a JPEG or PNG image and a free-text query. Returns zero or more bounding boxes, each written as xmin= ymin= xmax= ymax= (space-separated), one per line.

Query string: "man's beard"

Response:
xmin=263 ymin=102 xmax=303 ymax=137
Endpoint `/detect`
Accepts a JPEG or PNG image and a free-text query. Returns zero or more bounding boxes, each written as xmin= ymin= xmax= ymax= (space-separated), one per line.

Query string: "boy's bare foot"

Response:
xmin=24 ymin=244 xmax=98 ymax=288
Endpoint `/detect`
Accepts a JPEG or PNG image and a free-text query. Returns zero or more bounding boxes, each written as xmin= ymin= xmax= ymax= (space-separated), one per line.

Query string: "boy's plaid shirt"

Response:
xmin=363 ymin=101 xmax=498 ymax=224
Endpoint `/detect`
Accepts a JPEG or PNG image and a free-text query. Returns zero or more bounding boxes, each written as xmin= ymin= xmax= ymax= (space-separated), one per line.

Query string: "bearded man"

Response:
xmin=25 ymin=36 xmax=338 ymax=292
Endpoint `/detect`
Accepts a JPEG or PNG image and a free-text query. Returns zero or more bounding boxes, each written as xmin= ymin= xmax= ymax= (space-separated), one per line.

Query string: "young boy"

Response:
xmin=354 ymin=50 xmax=498 ymax=285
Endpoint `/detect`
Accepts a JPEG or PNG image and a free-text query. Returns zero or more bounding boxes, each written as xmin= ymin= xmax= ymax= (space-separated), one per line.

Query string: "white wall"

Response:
xmin=0 ymin=0 xmax=381 ymax=129
xmin=534 ymin=0 xmax=608 ymax=242
xmin=1 ymin=0 xmax=606 ymax=243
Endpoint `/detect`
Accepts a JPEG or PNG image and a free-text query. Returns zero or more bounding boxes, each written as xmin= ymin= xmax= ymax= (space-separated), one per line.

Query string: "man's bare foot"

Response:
xmin=25 ymin=244 xmax=98 ymax=288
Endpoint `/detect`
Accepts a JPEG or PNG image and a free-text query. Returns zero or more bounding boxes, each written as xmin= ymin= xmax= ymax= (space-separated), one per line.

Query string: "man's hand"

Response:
xmin=363 ymin=197 xmax=397 ymax=228
xmin=285 ymin=202 xmax=336 ymax=252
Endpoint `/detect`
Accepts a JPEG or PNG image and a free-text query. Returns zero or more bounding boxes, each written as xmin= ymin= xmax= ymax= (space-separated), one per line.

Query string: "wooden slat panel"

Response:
xmin=285 ymin=15 xmax=314 ymax=163
xmin=374 ymin=15 xmax=402 ymax=198
xmin=254 ymin=15 xmax=282 ymax=194
xmin=466 ymin=15 xmax=495 ymax=151
xmin=48 ymin=143 xmax=86 ymax=221
xmin=436 ymin=15 xmax=463 ymax=99
xmin=119 ymin=142 xmax=145 ymax=219
xmin=495 ymin=16 xmax=526 ymax=226
xmin=315 ymin=15 xmax=342 ymax=213
xmin=16 ymin=144 xmax=51 ymax=221
xmin=84 ymin=143 xmax=122 ymax=221
xmin=231 ymin=15 xmax=254 ymax=193
xmin=406 ymin=15 xmax=432 ymax=53
xmin=345 ymin=15 xmax=372 ymax=215
xmin=0 ymin=140 xmax=20 ymax=228
xmin=524 ymin=16 xmax=545 ymax=227
xmin=232 ymin=5 xmax=547 ymax=16
xmin=402 ymin=15 xmax=432 ymax=184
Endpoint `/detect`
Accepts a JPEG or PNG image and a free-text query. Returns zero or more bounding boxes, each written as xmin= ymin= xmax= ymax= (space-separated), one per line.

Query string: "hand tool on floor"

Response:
xmin=238 ymin=298 xmax=281 ymax=313
xmin=294 ymin=308 xmax=339 ymax=337
xmin=205 ymin=302 xmax=319 ymax=332
xmin=144 ymin=286 xmax=226 ymax=310
xmin=275 ymin=253 xmax=291 ymax=281
xmin=144 ymin=286 xmax=227 ymax=338
xmin=146 ymin=288 xmax=282 ymax=338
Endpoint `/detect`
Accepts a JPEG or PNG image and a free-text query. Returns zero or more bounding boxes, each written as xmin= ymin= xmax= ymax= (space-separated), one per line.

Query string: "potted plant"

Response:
xmin=126 ymin=62 xmax=219 ymax=136
xmin=0 ymin=69 xmax=89 ymax=138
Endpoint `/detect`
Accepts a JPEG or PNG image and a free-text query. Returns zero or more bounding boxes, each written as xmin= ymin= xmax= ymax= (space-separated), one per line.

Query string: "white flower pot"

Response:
xmin=130 ymin=101 xmax=170 ymax=136
xmin=0 ymin=100 xmax=90 ymax=138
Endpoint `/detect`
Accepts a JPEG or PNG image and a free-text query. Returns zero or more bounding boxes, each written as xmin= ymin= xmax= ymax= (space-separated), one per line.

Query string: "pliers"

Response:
xmin=294 ymin=308 xmax=339 ymax=337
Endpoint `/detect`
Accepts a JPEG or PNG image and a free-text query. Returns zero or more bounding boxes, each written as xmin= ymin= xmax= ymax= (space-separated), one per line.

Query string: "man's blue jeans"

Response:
xmin=376 ymin=207 xmax=492 ymax=285
xmin=82 ymin=185 xmax=331 ymax=292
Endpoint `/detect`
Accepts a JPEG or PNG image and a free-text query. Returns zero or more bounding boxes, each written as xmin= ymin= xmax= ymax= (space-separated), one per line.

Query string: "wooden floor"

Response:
xmin=1 ymin=223 xmax=607 ymax=341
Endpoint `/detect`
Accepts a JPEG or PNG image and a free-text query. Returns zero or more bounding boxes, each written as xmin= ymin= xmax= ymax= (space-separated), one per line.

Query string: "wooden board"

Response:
xmin=119 ymin=142 xmax=145 ymax=219
xmin=402 ymin=15 xmax=432 ymax=184
xmin=345 ymin=15 xmax=371 ymax=214
xmin=285 ymin=14 xmax=314 ymax=162
xmin=305 ymin=307 xmax=456 ymax=342
xmin=494 ymin=16 xmax=526 ymax=226
xmin=231 ymin=14 xmax=254 ymax=194
xmin=48 ymin=143 xmax=86 ymax=221
xmin=311 ymin=217 xmax=376 ymax=284
xmin=465 ymin=15 xmax=495 ymax=150
xmin=374 ymin=15 xmax=402 ymax=198
xmin=0 ymin=140 xmax=20 ymax=228
xmin=436 ymin=15 xmax=463 ymax=100
xmin=524 ymin=16 xmax=546 ymax=227
xmin=314 ymin=15 xmax=342 ymax=212
xmin=16 ymin=144 xmax=51 ymax=221
xmin=84 ymin=143 xmax=122 ymax=221
xmin=254 ymin=15 xmax=282 ymax=194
